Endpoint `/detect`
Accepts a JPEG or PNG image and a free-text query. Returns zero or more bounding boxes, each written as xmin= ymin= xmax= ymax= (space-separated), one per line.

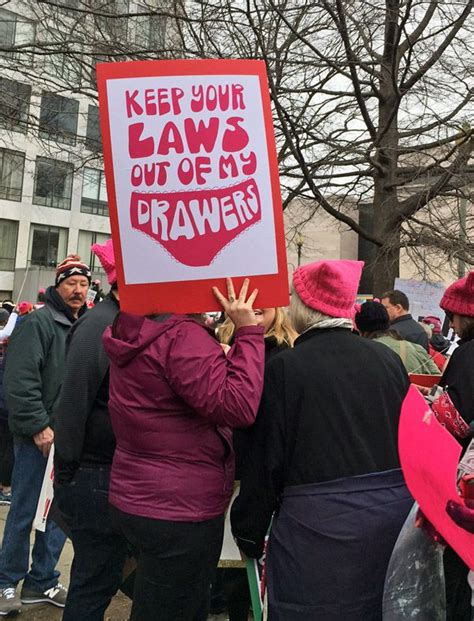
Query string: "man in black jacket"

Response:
xmin=54 ymin=240 xmax=128 ymax=621
xmin=381 ymin=289 xmax=429 ymax=350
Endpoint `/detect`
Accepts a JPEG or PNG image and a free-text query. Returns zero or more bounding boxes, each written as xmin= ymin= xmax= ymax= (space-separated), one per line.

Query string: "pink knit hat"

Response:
xmin=18 ymin=301 xmax=33 ymax=316
xmin=440 ymin=271 xmax=474 ymax=318
xmin=91 ymin=239 xmax=116 ymax=285
xmin=293 ymin=260 xmax=364 ymax=318
xmin=422 ymin=315 xmax=442 ymax=334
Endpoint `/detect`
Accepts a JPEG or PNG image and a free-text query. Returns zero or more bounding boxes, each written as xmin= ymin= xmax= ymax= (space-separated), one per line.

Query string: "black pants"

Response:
xmin=55 ymin=467 xmax=128 ymax=621
xmin=0 ymin=418 xmax=13 ymax=487
xmin=223 ymin=568 xmax=251 ymax=621
xmin=112 ymin=506 xmax=224 ymax=621
xmin=444 ymin=546 xmax=471 ymax=621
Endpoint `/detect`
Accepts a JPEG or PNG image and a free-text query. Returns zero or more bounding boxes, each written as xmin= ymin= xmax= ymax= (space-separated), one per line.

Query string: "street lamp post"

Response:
xmin=296 ymin=233 xmax=303 ymax=267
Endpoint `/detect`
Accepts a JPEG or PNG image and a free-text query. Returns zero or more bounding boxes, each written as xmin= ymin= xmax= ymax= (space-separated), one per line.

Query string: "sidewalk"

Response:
xmin=0 ymin=505 xmax=230 ymax=620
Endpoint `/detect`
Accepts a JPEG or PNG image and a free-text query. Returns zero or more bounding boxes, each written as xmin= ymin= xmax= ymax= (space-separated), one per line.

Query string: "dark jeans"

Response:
xmin=112 ymin=506 xmax=224 ymax=621
xmin=0 ymin=441 xmax=66 ymax=591
xmin=55 ymin=467 xmax=128 ymax=621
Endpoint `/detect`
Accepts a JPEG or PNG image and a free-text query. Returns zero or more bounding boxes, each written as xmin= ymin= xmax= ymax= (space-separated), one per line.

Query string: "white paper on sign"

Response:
xmin=106 ymin=74 xmax=278 ymax=285
xmin=33 ymin=444 xmax=55 ymax=532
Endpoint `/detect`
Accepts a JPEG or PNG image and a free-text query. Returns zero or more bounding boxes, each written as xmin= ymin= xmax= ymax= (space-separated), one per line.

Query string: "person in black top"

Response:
xmin=54 ymin=240 xmax=128 ymax=621
xmin=214 ymin=307 xmax=297 ymax=621
xmin=438 ymin=271 xmax=474 ymax=621
xmin=232 ymin=260 xmax=412 ymax=621
xmin=381 ymin=289 xmax=429 ymax=350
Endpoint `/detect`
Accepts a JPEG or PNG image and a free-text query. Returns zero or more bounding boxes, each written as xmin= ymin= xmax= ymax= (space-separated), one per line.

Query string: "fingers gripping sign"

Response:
xmin=213 ymin=278 xmax=259 ymax=330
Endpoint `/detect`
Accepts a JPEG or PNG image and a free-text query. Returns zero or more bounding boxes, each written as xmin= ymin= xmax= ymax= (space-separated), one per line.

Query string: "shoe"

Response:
xmin=21 ymin=583 xmax=67 ymax=608
xmin=0 ymin=587 xmax=21 ymax=616
xmin=0 ymin=492 xmax=11 ymax=506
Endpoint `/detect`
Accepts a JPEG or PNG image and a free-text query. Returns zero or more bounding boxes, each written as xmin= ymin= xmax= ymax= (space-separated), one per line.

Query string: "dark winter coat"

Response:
xmin=233 ymin=335 xmax=289 ymax=480
xmin=0 ymin=340 xmax=7 ymax=420
xmin=103 ymin=313 xmax=265 ymax=522
xmin=440 ymin=337 xmax=474 ymax=427
xmin=4 ymin=287 xmax=86 ymax=439
xmin=391 ymin=314 xmax=429 ymax=350
xmin=231 ymin=328 xmax=412 ymax=619
xmin=54 ymin=293 xmax=120 ymax=485
xmin=431 ymin=333 xmax=451 ymax=355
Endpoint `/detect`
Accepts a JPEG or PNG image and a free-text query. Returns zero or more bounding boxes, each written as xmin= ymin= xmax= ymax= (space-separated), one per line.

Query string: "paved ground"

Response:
xmin=0 ymin=505 xmax=230 ymax=620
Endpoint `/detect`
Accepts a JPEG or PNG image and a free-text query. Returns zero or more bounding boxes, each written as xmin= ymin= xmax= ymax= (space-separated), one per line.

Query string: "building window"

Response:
xmin=77 ymin=230 xmax=110 ymax=274
xmin=29 ymin=224 xmax=68 ymax=268
xmin=39 ymin=92 xmax=79 ymax=146
xmin=33 ymin=157 xmax=74 ymax=210
xmin=134 ymin=4 xmax=166 ymax=50
xmin=46 ymin=52 xmax=82 ymax=86
xmin=0 ymin=78 xmax=31 ymax=133
xmin=0 ymin=149 xmax=25 ymax=202
xmin=85 ymin=106 xmax=102 ymax=151
xmin=92 ymin=0 xmax=129 ymax=40
xmin=0 ymin=8 xmax=35 ymax=64
xmin=0 ymin=219 xmax=19 ymax=271
xmin=81 ymin=168 xmax=108 ymax=216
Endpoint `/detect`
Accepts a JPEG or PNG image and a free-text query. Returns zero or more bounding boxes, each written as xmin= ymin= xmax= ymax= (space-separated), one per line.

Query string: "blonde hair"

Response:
xmin=218 ymin=307 xmax=298 ymax=347
xmin=289 ymin=288 xmax=332 ymax=333
xmin=419 ymin=322 xmax=432 ymax=339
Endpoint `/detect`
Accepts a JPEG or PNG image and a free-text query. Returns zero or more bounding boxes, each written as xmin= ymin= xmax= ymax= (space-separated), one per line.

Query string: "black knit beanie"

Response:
xmin=355 ymin=301 xmax=390 ymax=333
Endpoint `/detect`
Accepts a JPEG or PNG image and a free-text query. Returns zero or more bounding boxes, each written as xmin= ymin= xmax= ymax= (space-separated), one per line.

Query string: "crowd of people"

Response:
xmin=0 ymin=242 xmax=472 ymax=621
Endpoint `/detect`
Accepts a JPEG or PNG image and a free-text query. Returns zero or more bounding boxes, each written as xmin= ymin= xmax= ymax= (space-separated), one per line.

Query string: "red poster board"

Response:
xmin=399 ymin=386 xmax=474 ymax=570
xmin=96 ymin=59 xmax=289 ymax=314
xmin=408 ymin=373 xmax=442 ymax=388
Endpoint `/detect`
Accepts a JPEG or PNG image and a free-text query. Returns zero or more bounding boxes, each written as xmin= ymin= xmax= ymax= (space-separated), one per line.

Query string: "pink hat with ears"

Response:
xmin=440 ymin=271 xmax=474 ymax=318
xmin=91 ymin=239 xmax=116 ymax=285
xmin=293 ymin=259 xmax=364 ymax=318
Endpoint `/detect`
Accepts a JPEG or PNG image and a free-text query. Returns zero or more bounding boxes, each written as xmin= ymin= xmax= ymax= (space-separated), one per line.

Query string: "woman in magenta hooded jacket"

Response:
xmin=102 ymin=279 xmax=265 ymax=621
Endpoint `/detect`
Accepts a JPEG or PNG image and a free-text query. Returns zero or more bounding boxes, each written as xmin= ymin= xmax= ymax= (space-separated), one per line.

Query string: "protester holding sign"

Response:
xmin=102 ymin=278 xmax=265 ymax=621
xmin=437 ymin=271 xmax=474 ymax=621
xmin=231 ymin=260 xmax=413 ymax=620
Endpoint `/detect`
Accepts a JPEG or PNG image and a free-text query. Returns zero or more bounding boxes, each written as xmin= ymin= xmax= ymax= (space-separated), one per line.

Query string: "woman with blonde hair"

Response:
xmin=214 ymin=308 xmax=296 ymax=621
xmin=218 ymin=307 xmax=297 ymax=358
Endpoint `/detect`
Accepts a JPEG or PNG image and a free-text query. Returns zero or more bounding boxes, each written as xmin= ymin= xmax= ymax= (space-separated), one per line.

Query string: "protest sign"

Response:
xmin=394 ymin=278 xmax=445 ymax=321
xmin=399 ymin=386 xmax=474 ymax=569
xmin=33 ymin=444 xmax=55 ymax=532
xmin=97 ymin=59 xmax=289 ymax=314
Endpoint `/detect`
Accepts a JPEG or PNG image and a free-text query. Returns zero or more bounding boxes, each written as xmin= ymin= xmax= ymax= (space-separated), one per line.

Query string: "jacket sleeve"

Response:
xmin=0 ymin=312 xmax=17 ymax=339
xmin=4 ymin=315 xmax=52 ymax=437
xmin=418 ymin=331 xmax=430 ymax=351
xmin=231 ymin=358 xmax=287 ymax=558
xmin=441 ymin=344 xmax=474 ymax=425
xmin=54 ymin=318 xmax=109 ymax=484
xmin=164 ymin=322 xmax=265 ymax=428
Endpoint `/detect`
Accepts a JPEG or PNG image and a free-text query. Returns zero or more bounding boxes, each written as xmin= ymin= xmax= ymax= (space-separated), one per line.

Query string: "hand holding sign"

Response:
xmin=213 ymin=278 xmax=258 ymax=330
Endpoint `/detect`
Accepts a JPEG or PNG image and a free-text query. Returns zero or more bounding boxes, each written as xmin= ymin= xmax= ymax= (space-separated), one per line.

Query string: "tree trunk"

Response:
xmin=372 ymin=240 xmax=400 ymax=296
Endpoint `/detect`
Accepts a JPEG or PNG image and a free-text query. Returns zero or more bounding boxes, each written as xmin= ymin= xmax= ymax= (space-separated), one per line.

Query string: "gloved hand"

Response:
xmin=415 ymin=508 xmax=446 ymax=545
xmin=446 ymin=499 xmax=474 ymax=533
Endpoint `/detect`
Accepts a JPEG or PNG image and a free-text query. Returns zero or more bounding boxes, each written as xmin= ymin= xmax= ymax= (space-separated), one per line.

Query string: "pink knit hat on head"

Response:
xmin=293 ymin=260 xmax=364 ymax=318
xmin=91 ymin=239 xmax=116 ymax=285
xmin=440 ymin=271 xmax=474 ymax=318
